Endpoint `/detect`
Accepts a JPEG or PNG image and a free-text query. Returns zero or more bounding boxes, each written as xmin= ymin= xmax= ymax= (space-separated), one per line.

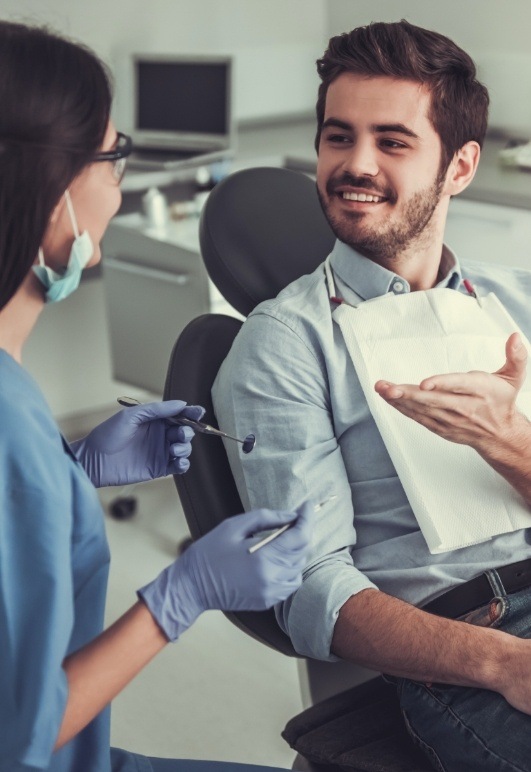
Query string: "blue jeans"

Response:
xmin=395 ymin=573 xmax=531 ymax=772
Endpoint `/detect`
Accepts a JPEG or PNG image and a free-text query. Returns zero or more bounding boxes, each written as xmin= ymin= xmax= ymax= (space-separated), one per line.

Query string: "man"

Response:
xmin=213 ymin=20 xmax=531 ymax=770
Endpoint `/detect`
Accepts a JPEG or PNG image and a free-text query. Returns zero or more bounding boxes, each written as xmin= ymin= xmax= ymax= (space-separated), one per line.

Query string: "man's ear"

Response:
xmin=443 ymin=141 xmax=481 ymax=197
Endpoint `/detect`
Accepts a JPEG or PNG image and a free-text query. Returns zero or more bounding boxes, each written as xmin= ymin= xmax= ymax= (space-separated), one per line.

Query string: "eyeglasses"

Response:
xmin=93 ymin=132 xmax=132 ymax=183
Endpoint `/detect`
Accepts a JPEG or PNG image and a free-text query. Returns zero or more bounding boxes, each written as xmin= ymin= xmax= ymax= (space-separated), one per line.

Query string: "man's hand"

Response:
xmin=374 ymin=333 xmax=528 ymax=452
xmin=374 ymin=332 xmax=531 ymax=504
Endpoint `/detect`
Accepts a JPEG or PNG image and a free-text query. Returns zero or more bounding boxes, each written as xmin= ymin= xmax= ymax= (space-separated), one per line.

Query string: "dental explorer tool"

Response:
xmin=248 ymin=495 xmax=337 ymax=554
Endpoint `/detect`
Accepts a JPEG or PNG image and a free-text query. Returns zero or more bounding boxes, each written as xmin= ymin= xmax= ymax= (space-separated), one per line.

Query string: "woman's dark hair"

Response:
xmin=0 ymin=21 xmax=112 ymax=310
xmin=315 ymin=20 xmax=489 ymax=171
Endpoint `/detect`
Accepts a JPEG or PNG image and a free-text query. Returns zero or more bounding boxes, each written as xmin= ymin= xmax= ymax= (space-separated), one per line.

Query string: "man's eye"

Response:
xmin=326 ymin=134 xmax=350 ymax=144
xmin=380 ymin=139 xmax=407 ymax=149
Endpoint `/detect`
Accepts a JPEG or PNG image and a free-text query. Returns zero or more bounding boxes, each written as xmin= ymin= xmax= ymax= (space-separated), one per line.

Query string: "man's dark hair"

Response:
xmin=315 ymin=20 xmax=489 ymax=170
xmin=0 ymin=22 xmax=112 ymax=310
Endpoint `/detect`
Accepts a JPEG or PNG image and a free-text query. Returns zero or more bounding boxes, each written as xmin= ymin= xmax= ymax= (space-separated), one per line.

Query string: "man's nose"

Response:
xmin=342 ymin=137 xmax=379 ymax=178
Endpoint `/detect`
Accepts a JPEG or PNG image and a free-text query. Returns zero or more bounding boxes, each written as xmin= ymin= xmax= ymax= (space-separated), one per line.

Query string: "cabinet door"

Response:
xmin=445 ymin=199 xmax=531 ymax=270
xmin=103 ymin=256 xmax=210 ymax=393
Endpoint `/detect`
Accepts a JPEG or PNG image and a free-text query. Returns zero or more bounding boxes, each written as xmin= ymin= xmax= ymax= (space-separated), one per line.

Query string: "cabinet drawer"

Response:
xmin=446 ymin=199 xmax=531 ymax=270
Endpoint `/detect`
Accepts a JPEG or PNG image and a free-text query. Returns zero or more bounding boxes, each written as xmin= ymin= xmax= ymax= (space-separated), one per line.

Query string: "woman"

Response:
xmin=0 ymin=21 xmax=312 ymax=772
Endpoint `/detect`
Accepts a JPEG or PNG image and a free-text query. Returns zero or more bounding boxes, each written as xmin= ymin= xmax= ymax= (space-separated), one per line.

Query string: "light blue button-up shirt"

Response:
xmin=212 ymin=241 xmax=531 ymax=661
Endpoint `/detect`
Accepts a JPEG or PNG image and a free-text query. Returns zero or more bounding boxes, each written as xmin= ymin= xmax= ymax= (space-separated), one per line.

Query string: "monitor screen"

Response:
xmin=134 ymin=57 xmax=231 ymax=143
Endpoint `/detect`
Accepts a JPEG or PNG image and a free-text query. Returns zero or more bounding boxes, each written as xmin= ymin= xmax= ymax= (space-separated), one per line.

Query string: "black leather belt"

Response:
xmin=423 ymin=557 xmax=531 ymax=619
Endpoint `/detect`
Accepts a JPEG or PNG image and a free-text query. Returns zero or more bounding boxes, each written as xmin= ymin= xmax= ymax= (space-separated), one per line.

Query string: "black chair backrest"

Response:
xmin=165 ymin=167 xmax=335 ymax=657
xmin=164 ymin=314 xmax=244 ymax=535
xmin=199 ymin=166 xmax=335 ymax=317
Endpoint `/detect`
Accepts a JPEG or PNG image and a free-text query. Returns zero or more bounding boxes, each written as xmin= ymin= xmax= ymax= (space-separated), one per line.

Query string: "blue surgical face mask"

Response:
xmin=33 ymin=190 xmax=94 ymax=303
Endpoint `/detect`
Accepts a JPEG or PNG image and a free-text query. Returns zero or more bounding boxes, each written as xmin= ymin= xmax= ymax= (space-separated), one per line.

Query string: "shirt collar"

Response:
xmin=329 ymin=239 xmax=463 ymax=302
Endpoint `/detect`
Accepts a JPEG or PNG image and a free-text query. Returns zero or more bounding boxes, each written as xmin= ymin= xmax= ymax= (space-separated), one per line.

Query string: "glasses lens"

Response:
xmin=113 ymin=156 xmax=127 ymax=183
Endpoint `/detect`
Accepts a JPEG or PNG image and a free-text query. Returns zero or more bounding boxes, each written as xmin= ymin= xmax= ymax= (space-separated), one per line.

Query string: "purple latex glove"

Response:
xmin=138 ymin=502 xmax=314 ymax=641
xmin=71 ymin=400 xmax=205 ymax=487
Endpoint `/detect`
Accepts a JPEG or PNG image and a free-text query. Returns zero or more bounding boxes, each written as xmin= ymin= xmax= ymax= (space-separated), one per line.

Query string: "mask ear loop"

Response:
xmin=63 ymin=189 xmax=80 ymax=239
xmin=36 ymin=190 xmax=79 ymax=268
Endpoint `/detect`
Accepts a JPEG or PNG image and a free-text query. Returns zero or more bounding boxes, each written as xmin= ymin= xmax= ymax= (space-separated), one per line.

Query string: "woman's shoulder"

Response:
xmin=0 ymin=350 xmax=63 ymax=469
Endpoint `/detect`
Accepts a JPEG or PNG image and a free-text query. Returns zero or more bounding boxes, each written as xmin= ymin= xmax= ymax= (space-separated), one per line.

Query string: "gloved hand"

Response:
xmin=138 ymin=502 xmax=314 ymax=641
xmin=71 ymin=400 xmax=205 ymax=488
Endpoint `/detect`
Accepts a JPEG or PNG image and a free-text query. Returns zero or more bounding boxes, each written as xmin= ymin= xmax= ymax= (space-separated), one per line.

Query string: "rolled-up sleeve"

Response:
xmin=212 ymin=309 xmax=377 ymax=661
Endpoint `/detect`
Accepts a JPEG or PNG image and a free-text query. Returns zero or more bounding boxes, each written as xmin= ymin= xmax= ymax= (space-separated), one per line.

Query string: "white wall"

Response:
xmin=1 ymin=0 xmax=327 ymax=121
xmin=325 ymin=0 xmax=531 ymax=138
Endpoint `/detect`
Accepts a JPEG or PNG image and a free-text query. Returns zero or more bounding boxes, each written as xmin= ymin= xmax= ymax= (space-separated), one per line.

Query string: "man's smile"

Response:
xmin=341 ymin=191 xmax=387 ymax=203
xmin=327 ymin=180 xmax=394 ymax=209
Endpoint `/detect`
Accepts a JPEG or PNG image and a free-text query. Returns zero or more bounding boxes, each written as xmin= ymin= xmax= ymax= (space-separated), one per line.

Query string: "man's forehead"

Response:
xmin=324 ymin=73 xmax=432 ymax=130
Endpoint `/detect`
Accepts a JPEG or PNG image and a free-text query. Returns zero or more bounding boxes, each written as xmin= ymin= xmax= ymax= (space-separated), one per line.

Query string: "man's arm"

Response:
xmin=333 ymin=588 xmax=531 ymax=715
xmin=213 ymin=309 xmax=377 ymax=661
xmin=375 ymin=332 xmax=531 ymax=504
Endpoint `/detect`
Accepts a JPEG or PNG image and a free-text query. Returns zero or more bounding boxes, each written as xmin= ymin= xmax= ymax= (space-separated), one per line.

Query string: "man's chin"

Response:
xmin=326 ymin=216 xmax=383 ymax=254
xmin=317 ymin=192 xmax=393 ymax=257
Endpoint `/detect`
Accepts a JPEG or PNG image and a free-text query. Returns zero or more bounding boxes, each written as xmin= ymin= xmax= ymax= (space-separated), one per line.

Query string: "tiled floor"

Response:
xmin=98 ymin=476 xmax=303 ymax=769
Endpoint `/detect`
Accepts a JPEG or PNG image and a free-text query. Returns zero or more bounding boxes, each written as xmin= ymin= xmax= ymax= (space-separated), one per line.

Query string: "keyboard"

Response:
xmin=128 ymin=146 xmax=228 ymax=171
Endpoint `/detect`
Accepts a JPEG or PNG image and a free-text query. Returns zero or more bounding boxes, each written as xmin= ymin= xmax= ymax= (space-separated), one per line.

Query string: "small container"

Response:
xmin=142 ymin=187 xmax=169 ymax=228
xmin=169 ymin=200 xmax=200 ymax=220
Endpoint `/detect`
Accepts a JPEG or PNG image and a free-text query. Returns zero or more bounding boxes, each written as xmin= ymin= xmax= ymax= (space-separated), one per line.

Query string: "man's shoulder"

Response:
xmin=461 ymin=258 xmax=531 ymax=298
xmin=462 ymin=259 xmax=531 ymax=283
xmin=213 ymin=261 xmax=333 ymax=394
xmin=461 ymin=258 xmax=531 ymax=333
xmin=245 ymin=261 xmax=332 ymax=338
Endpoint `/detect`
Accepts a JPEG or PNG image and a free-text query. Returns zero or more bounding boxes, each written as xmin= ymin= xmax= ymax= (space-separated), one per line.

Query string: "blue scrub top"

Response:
xmin=0 ymin=350 xmax=135 ymax=771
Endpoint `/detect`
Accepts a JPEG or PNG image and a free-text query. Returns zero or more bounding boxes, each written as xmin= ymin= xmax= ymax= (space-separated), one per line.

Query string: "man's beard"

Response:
xmin=317 ymin=171 xmax=446 ymax=263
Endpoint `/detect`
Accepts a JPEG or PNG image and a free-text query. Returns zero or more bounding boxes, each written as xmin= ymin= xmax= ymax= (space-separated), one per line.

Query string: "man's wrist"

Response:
xmin=480 ymin=628 xmax=524 ymax=694
xmin=476 ymin=411 xmax=531 ymax=464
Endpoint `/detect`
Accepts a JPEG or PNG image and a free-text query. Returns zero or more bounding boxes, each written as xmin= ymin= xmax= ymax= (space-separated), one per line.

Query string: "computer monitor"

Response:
xmin=130 ymin=54 xmax=233 ymax=154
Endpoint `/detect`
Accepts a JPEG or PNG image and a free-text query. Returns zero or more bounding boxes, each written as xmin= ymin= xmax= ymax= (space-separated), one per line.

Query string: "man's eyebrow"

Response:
xmin=373 ymin=123 xmax=419 ymax=140
xmin=321 ymin=118 xmax=419 ymax=141
xmin=321 ymin=118 xmax=352 ymax=132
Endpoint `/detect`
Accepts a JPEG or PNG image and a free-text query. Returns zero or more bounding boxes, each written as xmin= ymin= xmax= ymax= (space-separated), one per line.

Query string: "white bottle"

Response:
xmin=142 ymin=187 xmax=169 ymax=229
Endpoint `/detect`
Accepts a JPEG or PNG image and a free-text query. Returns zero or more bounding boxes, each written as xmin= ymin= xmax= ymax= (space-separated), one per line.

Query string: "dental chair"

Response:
xmin=164 ymin=167 xmax=432 ymax=772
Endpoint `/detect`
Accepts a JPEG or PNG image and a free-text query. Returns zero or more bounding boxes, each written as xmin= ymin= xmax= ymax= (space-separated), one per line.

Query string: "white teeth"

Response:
xmin=342 ymin=192 xmax=383 ymax=203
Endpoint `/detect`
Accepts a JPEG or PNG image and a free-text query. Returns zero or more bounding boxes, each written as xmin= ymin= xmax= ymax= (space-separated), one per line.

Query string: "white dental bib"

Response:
xmin=325 ymin=258 xmax=531 ymax=554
